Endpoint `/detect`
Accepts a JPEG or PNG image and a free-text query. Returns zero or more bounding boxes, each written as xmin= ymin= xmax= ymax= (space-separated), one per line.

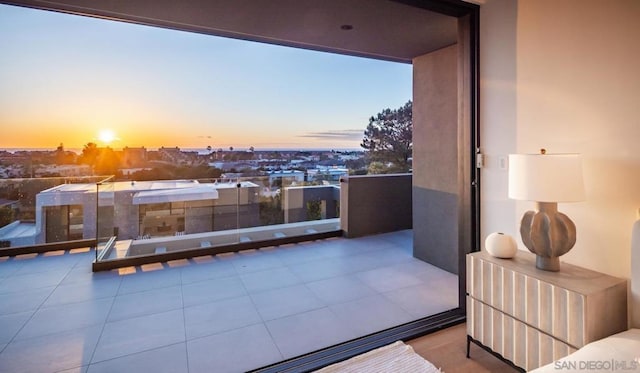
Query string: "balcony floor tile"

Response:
xmin=0 ymin=325 xmax=102 ymax=373
xmin=231 ymin=250 xmax=285 ymax=274
xmin=315 ymin=238 xmax=386 ymax=258
xmin=266 ymin=307 xmax=359 ymax=359
xmin=43 ymin=279 xmax=122 ymax=308
xmin=86 ymin=343 xmax=188 ymax=373
xmin=383 ymin=282 xmax=458 ymax=318
xmin=184 ymin=295 xmax=262 ymax=340
xmin=0 ymin=286 xmax=54 ymax=315
xmin=117 ymin=268 xmax=181 ymax=295
xmin=13 ymin=254 xmax=82 ymax=276
xmin=92 ymin=309 xmax=185 ymax=363
xmin=0 ymin=311 xmax=33 ymax=344
xmin=240 ymin=266 xmax=302 ymax=293
xmin=179 ymin=259 xmax=237 ymax=285
xmin=0 ymin=270 xmax=69 ymax=294
xmin=0 ymin=230 xmax=459 ymax=372
xmin=355 ymin=266 xmax=424 ymax=293
xmin=0 ymin=258 xmax=24 ymax=279
xmin=288 ymin=257 xmax=351 ymax=282
xmin=182 ymin=276 xmax=247 ymax=307
xmin=15 ymin=297 xmax=114 ymax=340
xmin=250 ymin=284 xmax=325 ymax=321
xmin=274 ymin=244 xmax=329 ymax=265
xmin=60 ymin=265 xmax=122 ymax=286
xmin=390 ymin=259 xmax=444 ymax=279
xmin=306 ymin=275 xmax=377 ymax=304
xmin=107 ymin=285 xmax=183 ymax=322
xmin=187 ymin=323 xmax=283 ymax=373
xmin=329 ymin=295 xmax=415 ymax=337
xmin=58 ymin=366 xmax=88 ymax=373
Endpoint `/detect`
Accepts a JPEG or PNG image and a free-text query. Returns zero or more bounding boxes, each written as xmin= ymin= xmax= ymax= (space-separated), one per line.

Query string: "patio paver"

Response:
xmin=0 ymin=230 xmax=457 ymax=372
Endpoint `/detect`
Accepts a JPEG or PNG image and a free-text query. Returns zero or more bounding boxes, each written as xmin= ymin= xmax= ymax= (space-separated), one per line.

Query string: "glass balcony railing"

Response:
xmin=0 ymin=172 xmax=414 ymax=270
xmin=93 ymin=176 xmax=342 ymax=263
xmin=0 ymin=174 xmax=341 ymax=258
xmin=96 ymin=176 xmax=115 ymax=261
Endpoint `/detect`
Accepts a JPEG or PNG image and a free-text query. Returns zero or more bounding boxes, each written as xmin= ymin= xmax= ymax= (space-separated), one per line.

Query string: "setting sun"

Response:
xmin=98 ymin=129 xmax=117 ymax=145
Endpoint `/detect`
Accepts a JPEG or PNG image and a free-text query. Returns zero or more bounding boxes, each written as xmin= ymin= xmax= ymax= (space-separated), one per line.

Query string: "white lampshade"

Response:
xmin=508 ymin=153 xmax=585 ymax=202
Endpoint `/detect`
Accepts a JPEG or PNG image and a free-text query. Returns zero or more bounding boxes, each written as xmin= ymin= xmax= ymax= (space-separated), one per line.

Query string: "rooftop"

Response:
xmin=42 ymin=179 xmax=259 ymax=194
xmin=0 ymin=222 xmax=35 ymax=240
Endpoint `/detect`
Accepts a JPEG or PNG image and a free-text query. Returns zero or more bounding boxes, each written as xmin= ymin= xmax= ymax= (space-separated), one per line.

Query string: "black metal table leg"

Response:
xmin=466 ymin=335 xmax=526 ymax=372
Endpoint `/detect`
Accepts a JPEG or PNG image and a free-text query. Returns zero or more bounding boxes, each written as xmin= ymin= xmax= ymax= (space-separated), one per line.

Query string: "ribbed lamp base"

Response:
xmin=520 ymin=202 xmax=577 ymax=272
xmin=536 ymin=255 xmax=560 ymax=272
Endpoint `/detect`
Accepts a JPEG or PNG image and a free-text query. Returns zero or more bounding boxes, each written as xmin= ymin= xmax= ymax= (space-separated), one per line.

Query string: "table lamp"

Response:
xmin=508 ymin=150 xmax=585 ymax=271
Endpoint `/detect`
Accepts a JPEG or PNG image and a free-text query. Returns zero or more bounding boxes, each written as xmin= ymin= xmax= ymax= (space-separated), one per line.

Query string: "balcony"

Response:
xmin=0 ymin=230 xmax=457 ymax=372
xmin=0 ymin=174 xmax=459 ymax=372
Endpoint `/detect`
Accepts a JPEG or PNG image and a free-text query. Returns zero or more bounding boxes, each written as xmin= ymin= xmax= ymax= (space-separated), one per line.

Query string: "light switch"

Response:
xmin=498 ymin=156 xmax=508 ymax=170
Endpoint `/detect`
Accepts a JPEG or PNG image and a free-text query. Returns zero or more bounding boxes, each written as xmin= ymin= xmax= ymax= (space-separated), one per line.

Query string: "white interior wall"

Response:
xmin=480 ymin=0 xmax=640 ymax=277
xmin=479 ymin=0 xmax=518 ymax=253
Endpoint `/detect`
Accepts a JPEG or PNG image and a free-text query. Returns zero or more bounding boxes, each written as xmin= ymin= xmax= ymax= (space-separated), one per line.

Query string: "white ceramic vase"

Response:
xmin=485 ymin=232 xmax=517 ymax=258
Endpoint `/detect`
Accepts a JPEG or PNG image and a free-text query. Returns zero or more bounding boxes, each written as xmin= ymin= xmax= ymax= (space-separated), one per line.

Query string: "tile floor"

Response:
xmin=0 ymin=230 xmax=458 ymax=373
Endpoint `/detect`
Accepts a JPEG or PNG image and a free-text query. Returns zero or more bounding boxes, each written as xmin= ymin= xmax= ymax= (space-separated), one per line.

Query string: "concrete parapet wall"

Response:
xmin=340 ymin=174 xmax=412 ymax=238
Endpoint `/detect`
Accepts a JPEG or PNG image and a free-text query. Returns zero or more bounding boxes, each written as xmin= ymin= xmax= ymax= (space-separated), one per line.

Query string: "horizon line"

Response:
xmin=0 ymin=146 xmax=365 ymax=154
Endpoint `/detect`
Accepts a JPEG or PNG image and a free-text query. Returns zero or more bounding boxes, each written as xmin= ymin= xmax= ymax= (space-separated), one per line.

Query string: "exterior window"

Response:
xmin=139 ymin=202 xmax=187 ymax=237
xmin=44 ymin=204 xmax=83 ymax=242
xmin=68 ymin=205 xmax=84 ymax=240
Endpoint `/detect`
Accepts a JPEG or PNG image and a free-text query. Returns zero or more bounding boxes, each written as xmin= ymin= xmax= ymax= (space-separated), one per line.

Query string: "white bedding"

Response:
xmin=530 ymin=329 xmax=640 ymax=372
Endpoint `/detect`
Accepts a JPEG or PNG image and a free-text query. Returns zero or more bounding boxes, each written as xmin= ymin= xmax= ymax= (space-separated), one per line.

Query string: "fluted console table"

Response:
xmin=466 ymin=250 xmax=627 ymax=371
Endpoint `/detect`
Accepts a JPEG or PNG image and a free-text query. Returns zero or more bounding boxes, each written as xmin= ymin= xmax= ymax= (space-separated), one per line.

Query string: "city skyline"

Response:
xmin=0 ymin=4 xmax=412 ymax=151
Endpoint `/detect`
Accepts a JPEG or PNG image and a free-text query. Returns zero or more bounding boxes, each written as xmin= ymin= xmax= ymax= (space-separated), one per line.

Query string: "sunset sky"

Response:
xmin=0 ymin=4 xmax=412 ymax=151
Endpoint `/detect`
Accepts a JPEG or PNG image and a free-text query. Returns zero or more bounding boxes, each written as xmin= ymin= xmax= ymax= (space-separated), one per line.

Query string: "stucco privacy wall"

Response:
xmin=480 ymin=0 xmax=640 ymax=277
xmin=412 ymin=44 xmax=459 ymax=274
xmin=340 ymin=174 xmax=412 ymax=238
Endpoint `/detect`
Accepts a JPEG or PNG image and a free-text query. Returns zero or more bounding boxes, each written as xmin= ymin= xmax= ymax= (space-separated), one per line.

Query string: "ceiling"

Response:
xmin=4 ymin=0 xmax=459 ymax=63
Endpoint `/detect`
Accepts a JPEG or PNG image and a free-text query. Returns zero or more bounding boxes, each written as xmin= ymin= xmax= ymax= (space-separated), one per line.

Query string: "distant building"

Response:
xmin=337 ymin=152 xmax=363 ymax=161
xmin=34 ymin=164 xmax=92 ymax=177
xmin=307 ymin=167 xmax=349 ymax=184
xmin=157 ymin=146 xmax=200 ymax=165
xmin=122 ymin=147 xmax=148 ymax=167
xmin=220 ymin=172 xmax=243 ymax=180
xmin=32 ymin=179 xmax=260 ymax=244
xmin=209 ymin=161 xmax=258 ymax=171
xmin=120 ymin=168 xmax=153 ymax=176
xmin=268 ymin=170 xmax=304 ymax=187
